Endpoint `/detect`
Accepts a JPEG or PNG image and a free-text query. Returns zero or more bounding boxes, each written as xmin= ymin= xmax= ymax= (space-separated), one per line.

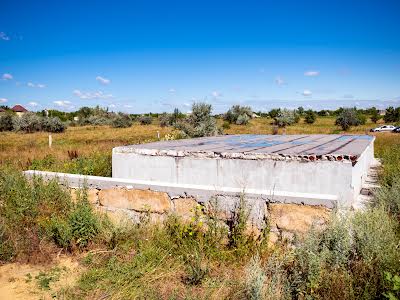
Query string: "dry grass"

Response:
xmin=0 ymin=117 xmax=400 ymax=169
xmin=0 ymin=116 xmax=394 ymax=171
xmin=0 ymin=124 xmax=172 ymax=170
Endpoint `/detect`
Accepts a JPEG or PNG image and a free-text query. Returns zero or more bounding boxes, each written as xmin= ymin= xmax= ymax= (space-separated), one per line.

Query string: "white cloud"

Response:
xmin=302 ymin=90 xmax=312 ymax=96
xmin=304 ymin=70 xmax=320 ymax=77
xmin=124 ymin=104 xmax=133 ymax=108
xmin=169 ymin=88 xmax=176 ymax=93
xmin=26 ymin=82 xmax=46 ymax=88
xmin=73 ymin=89 xmax=113 ymax=99
xmin=2 ymin=73 xmax=13 ymax=80
xmin=183 ymin=102 xmax=191 ymax=107
xmin=0 ymin=98 xmax=7 ymax=103
xmin=108 ymin=104 xmax=116 ymax=108
xmin=28 ymin=101 xmax=38 ymax=107
xmin=275 ymin=76 xmax=285 ymax=85
xmin=211 ymin=91 xmax=222 ymax=98
xmin=53 ymin=100 xmax=72 ymax=107
xmin=0 ymin=32 xmax=10 ymax=41
xmin=96 ymin=76 xmax=111 ymax=85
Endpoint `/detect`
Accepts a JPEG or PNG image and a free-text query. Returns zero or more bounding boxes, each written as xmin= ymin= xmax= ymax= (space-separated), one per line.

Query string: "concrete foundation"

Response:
xmin=113 ymin=134 xmax=375 ymax=208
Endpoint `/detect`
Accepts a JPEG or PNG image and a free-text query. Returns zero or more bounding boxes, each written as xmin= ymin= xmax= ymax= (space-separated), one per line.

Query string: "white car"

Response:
xmin=370 ymin=125 xmax=396 ymax=132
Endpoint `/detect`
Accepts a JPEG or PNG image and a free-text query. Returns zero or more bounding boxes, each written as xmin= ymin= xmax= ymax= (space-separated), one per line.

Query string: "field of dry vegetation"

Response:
xmin=0 ymin=116 xmax=399 ymax=300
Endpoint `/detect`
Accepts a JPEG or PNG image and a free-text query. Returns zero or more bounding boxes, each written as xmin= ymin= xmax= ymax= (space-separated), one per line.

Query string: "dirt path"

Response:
xmin=0 ymin=256 xmax=82 ymax=300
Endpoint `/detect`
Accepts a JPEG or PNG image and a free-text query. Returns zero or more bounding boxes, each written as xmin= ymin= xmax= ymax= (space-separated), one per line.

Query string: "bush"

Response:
xmin=370 ymin=109 xmax=381 ymax=123
xmin=41 ymin=117 xmax=66 ymax=133
xmin=245 ymin=255 xmax=266 ymax=300
xmin=13 ymin=112 xmax=42 ymax=133
xmin=236 ymin=114 xmax=250 ymax=125
xmin=84 ymin=115 xmax=111 ymax=126
xmin=0 ymin=167 xmax=106 ymax=262
xmin=224 ymin=105 xmax=253 ymax=125
xmin=335 ymin=108 xmax=364 ymax=131
xmin=111 ymin=113 xmax=132 ymax=128
xmin=174 ymin=102 xmax=220 ymax=137
xmin=0 ymin=114 xmax=14 ymax=131
xmin=138 ymin=115 xmax=152 ymax=125
xmin=158 ymin=113 xmax=172 ymax=127
xmin=304 ymin=110 xmax=317 ymax=124
xmin=274 ymin=109 xmax=298 ymax=128
xmin=384 ymin=106 xmax=400 ymax=123
xmin=222 ymin=121 xmax=231 ymax=130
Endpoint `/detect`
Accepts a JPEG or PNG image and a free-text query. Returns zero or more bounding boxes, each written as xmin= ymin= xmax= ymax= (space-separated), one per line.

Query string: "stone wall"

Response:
xmin=25 ymin=170 xmax=331 ymax=242
xmin=69 ymin=186 xmax=330 ymax=242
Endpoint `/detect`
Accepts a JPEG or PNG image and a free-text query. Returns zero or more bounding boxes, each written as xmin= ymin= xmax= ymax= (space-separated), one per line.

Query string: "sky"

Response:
xmin=0 ymin=0 xmax=400 ymax=113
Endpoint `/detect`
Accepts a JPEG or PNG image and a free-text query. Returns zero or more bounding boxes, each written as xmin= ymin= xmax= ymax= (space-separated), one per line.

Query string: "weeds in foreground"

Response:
xmin=0 ymin=167 xmax=106 ymax=263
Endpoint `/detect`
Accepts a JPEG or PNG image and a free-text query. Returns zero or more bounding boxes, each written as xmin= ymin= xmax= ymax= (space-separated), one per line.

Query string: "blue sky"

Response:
xmin=1 ymin=0 xmax=400 ymax=113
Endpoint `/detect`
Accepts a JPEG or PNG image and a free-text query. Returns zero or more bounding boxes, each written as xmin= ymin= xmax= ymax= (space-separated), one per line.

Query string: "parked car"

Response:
xmin=392 ymin=126 xmax=400 ymax=133
xmin=370 ymin=125 xmax=396 ymax=132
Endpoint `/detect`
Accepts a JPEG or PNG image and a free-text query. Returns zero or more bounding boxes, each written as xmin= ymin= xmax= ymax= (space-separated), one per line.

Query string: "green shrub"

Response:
xmin=111 ymin=113 xmax=132 ymax=128
xmin=0 ymin=167 xmax=106 ymax=262
xmin=352 ymin=207 xmax=399 ymax=273
xmin=375 ymin=178 xmax=400 ymax=219
xmin=222 ymin=121 xmax=231 ymax=130
xmin=274 ymin=109 xmax=299 ymax=128
xmin=138 ymin=115 xmax=152 ymax=125
xmin=0 ymin=113 xmax=14 ymax=131
xmin=304 ymin=109 xmax=317 ymax=124
xmin=224 ymin=105 xmax=253 ymax=125
xmin=335 ymin=108 xmax=364 ymax=131
xmin=13 ymin=112 xmax=42 ymax=133
xmin=41 ymin=117 xmax=66 ymax=133
xmin=158 ymin=113 xmax=171 ymax=127
xmin=245 ymin=255 xmax=266 ymax=300
xmin=371 ymin=109 xmax=381 ymax=123
xmin=174 ymin=102 xmax=220 ymax=137
xmin=236 ymin=114 xmax=250 ymax=125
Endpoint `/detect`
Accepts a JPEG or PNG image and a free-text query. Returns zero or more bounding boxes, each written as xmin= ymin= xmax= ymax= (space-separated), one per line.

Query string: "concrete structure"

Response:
xmin=113 ymin=134 xmax=376 ymax=208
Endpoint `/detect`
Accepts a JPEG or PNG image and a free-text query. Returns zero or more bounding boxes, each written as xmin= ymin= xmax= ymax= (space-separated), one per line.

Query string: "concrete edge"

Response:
xmin=23 ymin=170 xmax=338 ymax=209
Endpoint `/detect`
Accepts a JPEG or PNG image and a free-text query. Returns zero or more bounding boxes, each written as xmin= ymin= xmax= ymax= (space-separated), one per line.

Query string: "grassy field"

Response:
xmin=0 ymin=116 xmax=392 ymax=175
xmin=0 ymin=116 xmax=399 ymax=299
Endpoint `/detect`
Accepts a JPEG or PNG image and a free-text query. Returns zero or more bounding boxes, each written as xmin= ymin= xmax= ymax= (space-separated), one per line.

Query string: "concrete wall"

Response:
xmin=351 ymin=141 xmax=375 ymax=202
xmin=113 ymin=152 xmax=354 ymax=206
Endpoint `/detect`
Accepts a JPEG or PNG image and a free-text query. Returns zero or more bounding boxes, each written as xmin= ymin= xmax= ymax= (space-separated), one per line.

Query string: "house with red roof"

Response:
xmin=11 ymin=104 xmax=28 ymax=117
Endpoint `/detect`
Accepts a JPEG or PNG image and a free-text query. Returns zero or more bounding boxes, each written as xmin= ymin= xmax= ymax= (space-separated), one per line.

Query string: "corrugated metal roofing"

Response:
xmin=114 ymin=134 xmax=374 ymax=163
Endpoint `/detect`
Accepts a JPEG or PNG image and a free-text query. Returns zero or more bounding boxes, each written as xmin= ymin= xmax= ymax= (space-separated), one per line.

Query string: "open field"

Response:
xmin=0 ymin=116 xmax=394 ymax=175
xmin=0 ymin=117 xmax=399 ymax=299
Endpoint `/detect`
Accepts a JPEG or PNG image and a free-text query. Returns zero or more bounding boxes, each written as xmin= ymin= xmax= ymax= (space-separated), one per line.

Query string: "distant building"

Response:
xmin=11 ymin=104 xmax=28 ymax=117
xmin=378 ymin=109 xmax=386 ymax=116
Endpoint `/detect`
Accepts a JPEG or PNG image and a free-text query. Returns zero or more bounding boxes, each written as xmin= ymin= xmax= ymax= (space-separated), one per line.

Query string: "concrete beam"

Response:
xmin=23 ymin=170 xmax=338 ymax=208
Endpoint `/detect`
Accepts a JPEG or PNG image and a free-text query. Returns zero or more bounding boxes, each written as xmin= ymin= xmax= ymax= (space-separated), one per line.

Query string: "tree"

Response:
xmin=304 ymin=110 xmax=317 ymax=124
xmin=175 ymin=102 xmax=220 ymax=137
xmin=297 ymin=106 xmax=305 ymax=115
xmin=370 ymin=108 xmax=381 ymax=123
xmin=268 ymin=108 xmax=281 ymax=119
xmin=335 ymin=108 xmax=363 ymax=131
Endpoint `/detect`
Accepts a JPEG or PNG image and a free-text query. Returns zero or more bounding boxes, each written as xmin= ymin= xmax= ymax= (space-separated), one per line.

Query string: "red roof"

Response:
xmin=11 ymin=105 xmax=28 ymax=112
